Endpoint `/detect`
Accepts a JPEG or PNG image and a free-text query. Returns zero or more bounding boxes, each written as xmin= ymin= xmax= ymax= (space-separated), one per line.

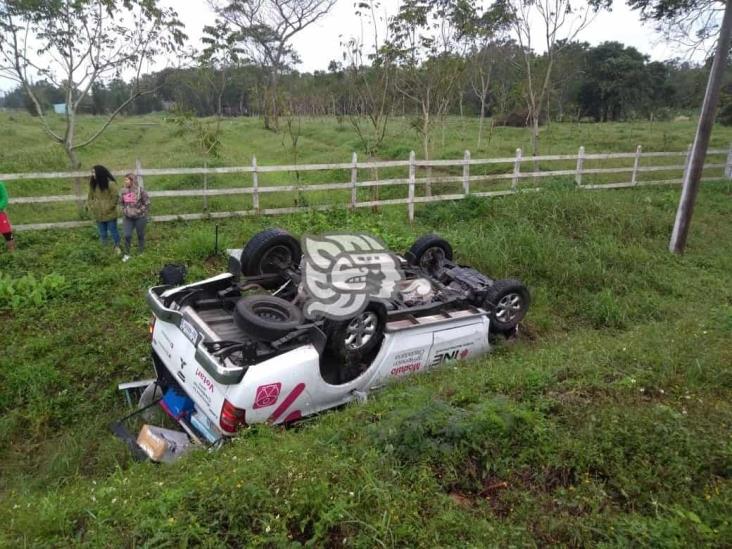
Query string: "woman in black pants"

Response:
xmin=119 ymin=173 xmax=150 ymax=262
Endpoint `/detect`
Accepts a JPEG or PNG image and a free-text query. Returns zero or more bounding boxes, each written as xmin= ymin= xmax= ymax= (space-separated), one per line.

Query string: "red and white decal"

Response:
xmin=253 ymin=382 xmax=282 ymax=409
xmin=268 ymin=383 xmax=306 ymax=423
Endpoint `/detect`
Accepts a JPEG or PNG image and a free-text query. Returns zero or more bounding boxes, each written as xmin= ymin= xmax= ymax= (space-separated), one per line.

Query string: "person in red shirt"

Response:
xmin=0 ymin=180 xmax=15 ymax=253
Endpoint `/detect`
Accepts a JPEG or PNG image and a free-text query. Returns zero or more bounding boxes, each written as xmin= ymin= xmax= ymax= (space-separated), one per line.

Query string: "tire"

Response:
xmin=406 ymin=234 xmax=453 ymax=273
xmin=326 ymin=306 xmax=385 ymax=365
xmin=234 ymin=295 xmax=304 ymax=341
xmin=240 ymin=228 xmax=302 ymax=276
xmin=483 ymin=279 xmax=530 ymax=333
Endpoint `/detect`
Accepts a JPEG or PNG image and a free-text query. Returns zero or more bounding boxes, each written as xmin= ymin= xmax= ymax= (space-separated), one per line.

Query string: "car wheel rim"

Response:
xmin=253 ymin=304 xmax=289 ymax=322
xmin=419 ymin=247 xmax=446 ymax=272
xmin=495 ymin=293 xmax=523 ymax=323
xmin=344 ymin=311 xmax=378 ymax=350
xmin=260 ymin=245 xmax=293 ymax=274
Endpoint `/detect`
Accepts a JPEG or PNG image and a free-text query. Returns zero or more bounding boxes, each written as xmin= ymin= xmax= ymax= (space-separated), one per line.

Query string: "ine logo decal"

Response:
xmin=302 ymin=233 xmax=403 ymax=320
xmin=254 ymin=383 xmax=282 ymax=409
xmin=431 ymin=347 xmax=471 ymax=366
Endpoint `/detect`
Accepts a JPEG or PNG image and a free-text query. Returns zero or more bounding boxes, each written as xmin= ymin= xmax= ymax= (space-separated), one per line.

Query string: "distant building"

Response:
xmin=53 ymin=103 xmax=67 ymax=115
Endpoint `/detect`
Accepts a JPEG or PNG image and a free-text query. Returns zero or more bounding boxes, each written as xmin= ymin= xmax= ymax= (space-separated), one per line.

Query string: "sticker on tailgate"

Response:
xmin=180 ymin=318 xmax=201 ymax=346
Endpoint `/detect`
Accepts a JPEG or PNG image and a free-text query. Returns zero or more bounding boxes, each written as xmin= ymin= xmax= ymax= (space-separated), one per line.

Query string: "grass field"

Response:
xmin=1 ymin=114 xmax=731 ymax=546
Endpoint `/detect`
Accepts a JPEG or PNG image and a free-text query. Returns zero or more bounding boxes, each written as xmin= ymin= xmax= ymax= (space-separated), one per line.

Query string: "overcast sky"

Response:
xmin=177 ymin=0 xmax=682 ymax=71
xmin=0 ymin=0 xmax=696 ymax=93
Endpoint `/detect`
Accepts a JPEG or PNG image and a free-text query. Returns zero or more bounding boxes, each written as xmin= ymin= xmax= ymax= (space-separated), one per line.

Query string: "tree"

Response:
xmin=384 ymin=0 xmax=474 ymax=194
xmin=628 ymin=0 xmax=726 ymax=56
xmin=342 ymin=0 xmax=395 ymax=209
xmin=343 ymin=1 xmax=394 ymax=161
xmin=0 ymin=0 xmax=184 ymax=169
xmin=210 ymin=0 xmax=337 ymax=131
xmin=464 ymin=6 xmax=509 ymax=149
xmin=578 ymin=42 xmax=649 ymax=121
xmin=499 ymin=0 xmax=596 ymax=159
xmin=548 ymin=40 xmax=588 ymax=121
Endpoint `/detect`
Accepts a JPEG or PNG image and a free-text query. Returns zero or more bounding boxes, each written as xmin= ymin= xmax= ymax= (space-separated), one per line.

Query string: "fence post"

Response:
xmin=350 ymin=152 xmax=358 ymax=210
xmin=425 ymin=163 xmax=432 ymax=198
xmin=512 ymin=148 xmax=522 ymax=191
xmin=725 ymin=142 xmax=732 ymax=179
xmin=463 ymin=150 xmax=471 ymax=196
xmin=203 ymin=160 xmax=209 ymax=211
xmin=631 ymin=145 xmax=642 ymax=185
xmin=682 ymin=143 xmax=692 ymax=181
xmin=408 ymin=151 xmax=416 ymax=223
xmin=135 ymin=158 xmax=144 ymax=189
xmin=575 ymin=146 xmax=585 ymax=186
xmin=252 ymin=156 xmax=259 ymax=214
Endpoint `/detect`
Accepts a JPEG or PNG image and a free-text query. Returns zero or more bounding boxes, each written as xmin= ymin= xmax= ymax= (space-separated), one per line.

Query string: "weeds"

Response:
xmin=0 ymin=272 xmax=67 ymax=309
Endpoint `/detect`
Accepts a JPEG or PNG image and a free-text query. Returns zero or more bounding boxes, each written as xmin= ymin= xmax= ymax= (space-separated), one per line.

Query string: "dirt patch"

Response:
xmin=449 ymin=491 xmax=473 ymax=508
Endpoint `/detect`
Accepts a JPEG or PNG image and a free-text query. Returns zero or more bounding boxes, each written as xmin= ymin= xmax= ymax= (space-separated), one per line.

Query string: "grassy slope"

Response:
xmin=0 ymin=115 xmax=731 ymax=545
xmin=1 ymin=183 xmax=730 ymax=546
xmin=3 ymin=112 xmax=728 ymax=172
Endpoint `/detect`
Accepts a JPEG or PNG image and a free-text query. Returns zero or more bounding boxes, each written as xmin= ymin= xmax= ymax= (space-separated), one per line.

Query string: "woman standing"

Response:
xmin=0 ymin=179 xmax=15 ymax=253
xmin=119 ymin=173 xmax=150 ymax=262
xmin=87 ymin=165 xmax=121 ymax=252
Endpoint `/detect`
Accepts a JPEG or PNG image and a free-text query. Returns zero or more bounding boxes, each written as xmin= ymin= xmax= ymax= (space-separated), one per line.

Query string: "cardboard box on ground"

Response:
xmin=137 ymin=424 xmax=193 ymax=463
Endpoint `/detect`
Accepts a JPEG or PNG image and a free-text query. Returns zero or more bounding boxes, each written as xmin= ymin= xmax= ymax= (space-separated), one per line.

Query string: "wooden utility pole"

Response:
xmin=669 ymin=0 xmax=732 ymax=253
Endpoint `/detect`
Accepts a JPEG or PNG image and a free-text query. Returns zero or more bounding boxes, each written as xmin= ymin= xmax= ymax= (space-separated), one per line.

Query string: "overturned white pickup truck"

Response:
xmin=120 ymin=229 xmax=530 ymax=450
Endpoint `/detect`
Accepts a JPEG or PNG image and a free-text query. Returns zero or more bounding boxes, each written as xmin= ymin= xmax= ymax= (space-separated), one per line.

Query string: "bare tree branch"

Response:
xmin=0 ymin=0 xmax=184 ymax=168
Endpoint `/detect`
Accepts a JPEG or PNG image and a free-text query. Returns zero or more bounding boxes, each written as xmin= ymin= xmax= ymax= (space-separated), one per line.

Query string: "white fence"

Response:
xmin=4 ymin=145 xmax=731 ymax=231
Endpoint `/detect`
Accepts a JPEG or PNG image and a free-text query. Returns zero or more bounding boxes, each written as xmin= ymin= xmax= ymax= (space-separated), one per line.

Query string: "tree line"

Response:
xmin=1 ymin=0 xmax=727 ymax=171
xmin=1 ymin=40 xmax=720 ymax=122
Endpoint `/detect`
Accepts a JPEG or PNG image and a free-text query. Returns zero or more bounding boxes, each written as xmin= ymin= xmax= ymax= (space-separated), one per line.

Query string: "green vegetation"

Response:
xmin=1 ymin=154 xmax=730 ymax=544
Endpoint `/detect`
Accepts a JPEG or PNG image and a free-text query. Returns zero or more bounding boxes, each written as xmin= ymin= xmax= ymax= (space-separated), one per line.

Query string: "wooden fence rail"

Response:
xmin=4 ymin=145 xmax=731 ymax=232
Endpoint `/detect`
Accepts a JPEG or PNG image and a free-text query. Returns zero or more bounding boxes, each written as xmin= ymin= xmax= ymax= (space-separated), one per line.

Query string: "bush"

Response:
xmin=0 ymin=272 xmax=67 ymax=310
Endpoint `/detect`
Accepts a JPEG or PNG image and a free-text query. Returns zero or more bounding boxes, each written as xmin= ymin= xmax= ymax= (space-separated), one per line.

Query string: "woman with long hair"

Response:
xmin=87 ymin=165 xmax=121 ymax=252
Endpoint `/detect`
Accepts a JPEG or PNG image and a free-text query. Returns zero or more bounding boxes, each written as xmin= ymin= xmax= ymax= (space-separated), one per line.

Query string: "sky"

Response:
xmin=0 ymin=0 xmax=699 ymax=93
xmin=172 ymin=0 xmax=683 ymax=72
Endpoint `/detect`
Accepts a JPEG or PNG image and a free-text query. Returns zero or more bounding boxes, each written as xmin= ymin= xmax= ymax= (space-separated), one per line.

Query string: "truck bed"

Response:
xmin=181 ymin=297 xmax=249 ymax=342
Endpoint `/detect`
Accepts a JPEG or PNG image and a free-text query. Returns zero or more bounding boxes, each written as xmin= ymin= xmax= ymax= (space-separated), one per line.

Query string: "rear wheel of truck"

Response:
xmin=234 ymin=295 xmax=304 ymax=341
xmin=406 ymin=234 xmax=453 ymax=275
xmin=240 ymin=228 xmax=302 ymax=276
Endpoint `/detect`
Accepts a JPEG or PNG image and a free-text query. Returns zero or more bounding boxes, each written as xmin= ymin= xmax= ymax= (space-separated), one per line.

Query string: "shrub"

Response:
xmin=0 ymin=272 xmax=67 ymax=310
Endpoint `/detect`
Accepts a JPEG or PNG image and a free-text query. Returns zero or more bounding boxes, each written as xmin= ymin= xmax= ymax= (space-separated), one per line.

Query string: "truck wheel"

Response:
xmin=406 ymin=234 xmax=453 ymax=273
xmin=240 ymin=228 xmax=301 ymax=276
xmin=234 ymin=295 xmax=304 ymax=341
xmin=327 ymin=307 xmax=385 ymax=365
xmin=483 ymin=279 xmax=530 ymax=333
